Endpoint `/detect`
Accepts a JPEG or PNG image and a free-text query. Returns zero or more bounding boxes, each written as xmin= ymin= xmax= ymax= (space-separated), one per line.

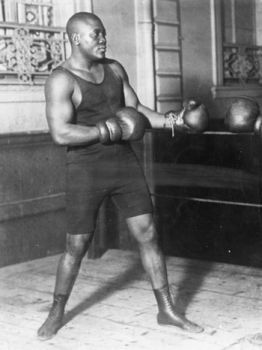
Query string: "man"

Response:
xmin=37 ymin=12 xmax=208 ymax=340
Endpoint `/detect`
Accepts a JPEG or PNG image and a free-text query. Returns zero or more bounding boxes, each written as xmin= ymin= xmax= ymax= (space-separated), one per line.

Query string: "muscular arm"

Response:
xmin=111 ymin=61 xmax=166 ymax=129
xmin=45 ymin=71 xmax=99 ymax=146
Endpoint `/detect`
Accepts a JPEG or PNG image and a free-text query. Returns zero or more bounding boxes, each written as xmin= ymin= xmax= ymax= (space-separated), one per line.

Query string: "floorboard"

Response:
xmin=0 ymin=249 xmax=261 ymax=350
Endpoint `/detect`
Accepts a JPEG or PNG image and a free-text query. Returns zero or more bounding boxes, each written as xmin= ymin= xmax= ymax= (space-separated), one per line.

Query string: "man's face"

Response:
xmin=77 ymin=19 xmax=107 ymax=60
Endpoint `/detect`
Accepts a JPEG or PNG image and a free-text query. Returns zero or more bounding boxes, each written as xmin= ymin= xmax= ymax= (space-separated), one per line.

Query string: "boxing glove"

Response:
xmin=225 ymin=97 xmax=260 ymax=133
xmin=164 ymin=100 xmax=209 ymax=136
xmin=115 ymin=106 xmax=147 ymax=141
xmin=96 ymin=117 xmax=122 ymax=144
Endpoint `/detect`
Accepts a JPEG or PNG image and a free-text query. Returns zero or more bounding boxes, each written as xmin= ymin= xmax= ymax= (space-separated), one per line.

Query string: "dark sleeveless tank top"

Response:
xmin=56 ymin=62 xmax=124 ymax=125
xmin=55 ymin=62 xmax=132 ymax=163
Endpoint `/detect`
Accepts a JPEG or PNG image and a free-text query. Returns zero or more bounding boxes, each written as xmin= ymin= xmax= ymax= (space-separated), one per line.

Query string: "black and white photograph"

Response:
xmin=0 ymin=0 xmax=262 ymax=349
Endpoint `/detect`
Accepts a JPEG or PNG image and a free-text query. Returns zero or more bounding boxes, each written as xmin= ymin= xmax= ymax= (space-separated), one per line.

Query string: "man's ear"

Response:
xmin=71 ymin=33 xmax=80 ymax=45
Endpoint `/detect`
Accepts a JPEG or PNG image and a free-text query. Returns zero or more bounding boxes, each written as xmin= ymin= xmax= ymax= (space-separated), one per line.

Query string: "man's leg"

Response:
xmin=37 ymin=232 xmax=93 ymax=340
xmin=126 ymin=213 xmax=203 ymax=333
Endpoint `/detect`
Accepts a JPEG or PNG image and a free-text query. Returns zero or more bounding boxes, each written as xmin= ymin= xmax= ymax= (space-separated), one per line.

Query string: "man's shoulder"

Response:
xmin=46 ymin=64 xmax=74 ymax=88
xmin=45 ymin=65 xmax=74 ymax=93
xmin=103 ymin=58 xmax=125 ymax=79
xmin=103 ymin=58 xmax=122 ymax=68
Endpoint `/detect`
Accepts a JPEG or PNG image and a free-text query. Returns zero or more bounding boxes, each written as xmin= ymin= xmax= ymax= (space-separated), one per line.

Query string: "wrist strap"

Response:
xmin=164 ymin=108 xmax=186 ymax=137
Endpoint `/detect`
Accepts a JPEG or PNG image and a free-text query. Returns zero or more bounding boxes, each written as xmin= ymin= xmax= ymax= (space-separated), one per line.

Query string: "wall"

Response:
xmin=2 ymin=1 xmax=261 ymax=132
xmin=93 ymin=0 xmax=138 ymax=89
xmin=180 ymin=0 xmax=262 ymax=121
xmin=180 ymin=0 xmax=214 ymax=115
xmin=0 ymin=0 xmax=80 ymax=135
xmin=0 ymin=133 xmax=66 ymax=267
xmin=0 ymin=86 xmax=47 ymax=134
xmin=256 ymin=0 xmax=262 ymax=45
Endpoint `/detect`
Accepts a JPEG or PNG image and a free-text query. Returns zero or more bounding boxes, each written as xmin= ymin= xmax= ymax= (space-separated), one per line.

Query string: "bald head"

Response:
xmin=66 ymin=12 xmax=103 ymax=43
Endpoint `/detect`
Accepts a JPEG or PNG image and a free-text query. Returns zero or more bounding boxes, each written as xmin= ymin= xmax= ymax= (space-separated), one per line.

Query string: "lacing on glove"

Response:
xmin=164 ymin=108 xmax=186 ymax=137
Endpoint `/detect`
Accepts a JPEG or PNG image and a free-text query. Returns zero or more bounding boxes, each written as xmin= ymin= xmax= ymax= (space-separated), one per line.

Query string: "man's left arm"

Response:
xmin=123 ymin=77 xmax=166 ymax=128
xmin=111 ymin=60 xmax=165 ymax=127
xmin=113 ymin=61 xmax=209 ymax=134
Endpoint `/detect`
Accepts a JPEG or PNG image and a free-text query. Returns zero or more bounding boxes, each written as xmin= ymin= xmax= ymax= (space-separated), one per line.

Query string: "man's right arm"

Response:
xmin=45 ymin=71 xmax=99 ymax=146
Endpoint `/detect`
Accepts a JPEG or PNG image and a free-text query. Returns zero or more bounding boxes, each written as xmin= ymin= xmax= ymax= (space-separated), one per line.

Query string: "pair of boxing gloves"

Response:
xmin=97 ymin=97 xmax=262 ymax=142
xmin=96 ymin=101 xmax=209 ymax=144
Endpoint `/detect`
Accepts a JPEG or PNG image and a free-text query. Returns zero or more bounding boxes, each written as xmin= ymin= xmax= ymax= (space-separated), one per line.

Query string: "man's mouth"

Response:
xmin=98 ymin=46 xmax=106 ymax=52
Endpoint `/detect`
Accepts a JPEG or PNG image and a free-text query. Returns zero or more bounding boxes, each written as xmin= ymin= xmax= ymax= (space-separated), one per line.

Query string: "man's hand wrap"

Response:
xmin=96 ymin=118 xmax=122 ymax=144
xmin=164 ymin=100 xmax=209 ymax=137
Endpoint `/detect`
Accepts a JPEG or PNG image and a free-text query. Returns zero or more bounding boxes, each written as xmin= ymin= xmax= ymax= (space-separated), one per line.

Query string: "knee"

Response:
xmin=133 ymin=220 xmax=158 ymax=245
xmin=65 ymin=233 xmax=93 ymax=260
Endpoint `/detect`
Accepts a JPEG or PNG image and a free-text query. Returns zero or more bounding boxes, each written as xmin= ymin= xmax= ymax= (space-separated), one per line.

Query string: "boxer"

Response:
xmin=37 ymin=11 xmax=207 ymax=340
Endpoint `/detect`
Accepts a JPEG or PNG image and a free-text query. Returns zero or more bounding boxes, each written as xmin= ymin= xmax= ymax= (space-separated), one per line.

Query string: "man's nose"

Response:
xmin=98 ymin=33 xmax=106 ymax=43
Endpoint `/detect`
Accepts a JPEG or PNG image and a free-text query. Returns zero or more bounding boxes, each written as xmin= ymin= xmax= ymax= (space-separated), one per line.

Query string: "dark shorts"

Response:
xmin=66 ymin=143 xmax=153 ymax=235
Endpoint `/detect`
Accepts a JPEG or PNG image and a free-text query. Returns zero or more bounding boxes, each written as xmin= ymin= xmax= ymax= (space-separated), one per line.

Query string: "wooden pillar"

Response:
xmin=134 ymin=0 xmax=155 ymax=108
xmin=74 ymin=0 xmax=93 ymax=12
xmin=134 ymin=0 xmax=156 ymax=194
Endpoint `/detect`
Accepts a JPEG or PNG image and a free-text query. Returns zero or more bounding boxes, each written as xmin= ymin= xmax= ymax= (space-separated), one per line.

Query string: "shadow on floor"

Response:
xmin=61 ymin=248 xmax=211 ymax=328
xmin=62 ymin=256 xmax=144 ymax=327
xmin=170 ymin=258 xmax=214 ymax=315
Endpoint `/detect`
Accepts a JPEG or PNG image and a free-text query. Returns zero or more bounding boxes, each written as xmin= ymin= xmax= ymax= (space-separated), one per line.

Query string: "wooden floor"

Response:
xmin=0 ymin=249 xmax=262 ymax=350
